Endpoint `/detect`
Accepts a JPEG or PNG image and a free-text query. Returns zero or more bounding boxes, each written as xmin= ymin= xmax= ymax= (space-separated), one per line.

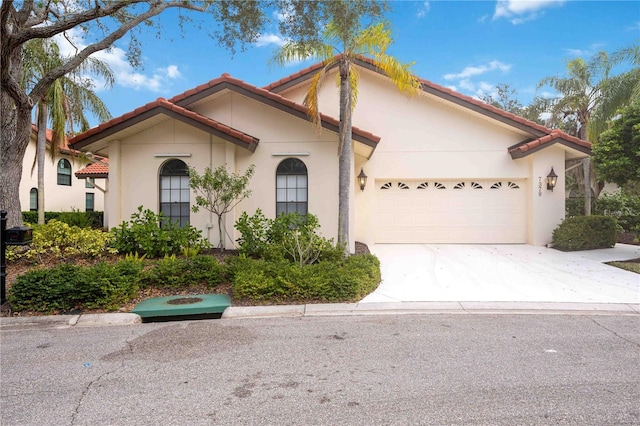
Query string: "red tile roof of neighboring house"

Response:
xmin=169 ymin=73 xmax=380 ymax=147
xmin=264 ymin=56 xmax=592 ymax=157
xmin=75 ymin=158 xmax=110 ymax=179
xmin=69 ymin=97 xmax=260 ymax=151
xmin=30 ymin=124 xmax=75 ymax=154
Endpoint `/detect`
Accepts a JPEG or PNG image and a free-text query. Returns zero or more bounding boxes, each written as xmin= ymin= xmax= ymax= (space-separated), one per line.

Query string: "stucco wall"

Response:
xmin=19 ymin=137 xmax=105 ymax=215
xmin=106 ymin=95 xmax=341 ymax=248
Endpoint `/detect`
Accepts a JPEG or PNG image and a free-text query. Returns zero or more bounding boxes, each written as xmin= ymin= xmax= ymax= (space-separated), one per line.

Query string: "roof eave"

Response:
xmin=70 ymin=105 xmax=258 ymax=152
xmin=509 ymin=138 xmax=592 ymax=159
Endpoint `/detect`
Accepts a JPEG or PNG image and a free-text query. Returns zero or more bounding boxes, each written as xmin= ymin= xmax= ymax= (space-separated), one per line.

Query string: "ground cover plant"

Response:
xmin=3 ymin=210 xmax=381 ymax=315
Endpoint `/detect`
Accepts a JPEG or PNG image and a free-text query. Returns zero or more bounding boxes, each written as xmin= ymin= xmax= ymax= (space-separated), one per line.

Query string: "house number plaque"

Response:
xmin=538 ymin=177 xmax=542 ymax=196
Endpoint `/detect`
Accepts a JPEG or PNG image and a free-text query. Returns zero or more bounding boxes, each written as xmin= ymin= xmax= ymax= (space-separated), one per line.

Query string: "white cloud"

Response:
xmin=417 ymin=2 xmax=430 ymax=18
xmin=562 ymin=43 xmax=605 ymax=58
xmin=255 ymin=33 xmax=287 ymax=47
xmin=91 ymin=47 xmax=181 ymax=92
xmin=52 ymin=28 xmax=182 ymax=93
xmin=493 ymin=0 xmax=565 ymax=24
xmin=443 ymin=60 xmax=512 ymax=80
xmin=459 ymin=79 xmax=476 ymax=92
xmin=629 ymin=21 xmax=640 ymax=31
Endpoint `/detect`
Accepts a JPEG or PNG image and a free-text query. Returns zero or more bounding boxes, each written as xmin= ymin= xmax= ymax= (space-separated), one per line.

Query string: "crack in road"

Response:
xmin=70 ymin=336 xmax=136 ymax=425
xmin=588 ymin=317 xmax=640 ymax=348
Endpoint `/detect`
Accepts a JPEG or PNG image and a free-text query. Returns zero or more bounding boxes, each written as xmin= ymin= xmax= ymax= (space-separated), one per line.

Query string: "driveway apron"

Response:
xmin=361 ymin=244 xmax=640 ymax=304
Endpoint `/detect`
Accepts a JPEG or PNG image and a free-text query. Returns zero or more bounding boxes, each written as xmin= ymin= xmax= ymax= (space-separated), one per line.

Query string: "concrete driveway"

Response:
xmin=361 ymin=244 xmax=640 ymax=304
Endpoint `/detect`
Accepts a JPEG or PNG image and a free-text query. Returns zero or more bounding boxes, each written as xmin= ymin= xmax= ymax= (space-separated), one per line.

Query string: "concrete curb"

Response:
xmin=1 ymin=302 xmax=638 ymax=328
xmin=223 ymin=301 xmax=640 ymax=319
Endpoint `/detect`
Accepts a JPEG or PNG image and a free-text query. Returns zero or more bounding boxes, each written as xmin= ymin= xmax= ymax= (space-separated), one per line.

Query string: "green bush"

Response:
xmin=140 ymin=255 xmax=226 ymax=289
xmin=236 ymin=210 xmax=342 ymax=264
xmin=8 ymin=260 xmax=142 ymax=313
xmin=7 ymin=220 xmax=116 ymax=262
xmin=232 ymin=254 xmax=380 ymax=303
xmin=594 ymin=190 xmax=640 ymax=233
xmin=566 ymin=197 xmax=588 ymax=218
xmin=552 ymin=215 xmax=620 ymax=251
xmin=111 ymin=206 xmax=209 ymax=258
xmin=22 ymin=211 xmax=104 ymax=228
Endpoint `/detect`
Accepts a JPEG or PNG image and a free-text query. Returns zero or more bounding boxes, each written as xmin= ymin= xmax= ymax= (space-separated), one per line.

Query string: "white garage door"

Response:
xmin=375 ymin=180 xmax=526 ymax=243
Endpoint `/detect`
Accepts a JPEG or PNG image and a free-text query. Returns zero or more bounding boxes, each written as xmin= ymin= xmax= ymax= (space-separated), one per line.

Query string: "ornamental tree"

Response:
xmin=188 ymin=164 xmax=255 ymax=250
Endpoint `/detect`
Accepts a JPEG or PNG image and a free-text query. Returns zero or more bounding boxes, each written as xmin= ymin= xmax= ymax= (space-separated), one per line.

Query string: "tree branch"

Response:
xmin=28 ymin=1 xmax=207 ymax=102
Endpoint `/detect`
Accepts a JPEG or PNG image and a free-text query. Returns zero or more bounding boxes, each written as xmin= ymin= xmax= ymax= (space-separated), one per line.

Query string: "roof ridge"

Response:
xmin=263 ymin=55 xmax=589 ymax=143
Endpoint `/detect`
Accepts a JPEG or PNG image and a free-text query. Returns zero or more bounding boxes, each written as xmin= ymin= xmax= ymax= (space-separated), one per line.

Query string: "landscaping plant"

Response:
xmin=110 ymin=206 xmax=209 ymax=258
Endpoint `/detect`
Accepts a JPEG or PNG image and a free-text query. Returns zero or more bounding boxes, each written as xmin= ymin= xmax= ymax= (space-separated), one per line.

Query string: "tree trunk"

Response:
xmin=36 ymin=104 xmax=47 ymax=225
xmin=217 ymin=213 xmax=224 ymax=251
xmin=583 ymin=158 xmax=592 ymax=215
xmin=1 ymin=93 xmax=32 ymax=228
xmin=337 ymin=60 xmax=353 ymax=255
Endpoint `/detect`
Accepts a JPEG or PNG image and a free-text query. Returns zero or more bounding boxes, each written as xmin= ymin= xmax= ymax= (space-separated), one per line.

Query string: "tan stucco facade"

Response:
xmin=70 ymin=61 xmax=590 ymax=250
xmin=19 ymin=135 xmax=105 ymax=215
xmin=281 ymin=68 xmax=575 ymax=247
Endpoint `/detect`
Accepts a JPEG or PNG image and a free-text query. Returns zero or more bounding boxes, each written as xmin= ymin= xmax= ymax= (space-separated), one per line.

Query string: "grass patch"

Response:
xmin=607 ymin=259 xmax=640 ymax=274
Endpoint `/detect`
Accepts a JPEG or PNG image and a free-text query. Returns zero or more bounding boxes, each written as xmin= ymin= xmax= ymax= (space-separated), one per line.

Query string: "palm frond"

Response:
xmin=269 ymin=41 xmax=333 ymax=68
xmin=303 ymin=59 xmax=338 ymax=131
xmin=372 ymin=53 xmax=421 ymax=97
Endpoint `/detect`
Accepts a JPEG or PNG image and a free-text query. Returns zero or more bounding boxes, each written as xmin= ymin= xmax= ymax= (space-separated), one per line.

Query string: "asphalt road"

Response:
xmin=1 ymin=314 xmax=639 ymax=425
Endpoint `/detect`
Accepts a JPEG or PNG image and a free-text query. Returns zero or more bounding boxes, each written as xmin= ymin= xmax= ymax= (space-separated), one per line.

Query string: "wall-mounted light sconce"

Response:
xmin=547 ymin=167 xmax=558 ymax=191
xmin=357 ymin=168 xmax=368 ymax=191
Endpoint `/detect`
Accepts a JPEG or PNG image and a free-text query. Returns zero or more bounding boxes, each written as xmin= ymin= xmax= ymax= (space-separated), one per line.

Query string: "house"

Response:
xmin=68 ymin=57 xmax=591 ymax=251
xmin=20 ymin=126 xmax=106 ymax=215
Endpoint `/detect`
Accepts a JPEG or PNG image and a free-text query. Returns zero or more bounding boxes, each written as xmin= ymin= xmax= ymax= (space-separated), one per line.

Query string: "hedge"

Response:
xmin=22 ymin=211 xmax=104 ymax=228
xmin=552 ymin=215 xmax=620 ymax=251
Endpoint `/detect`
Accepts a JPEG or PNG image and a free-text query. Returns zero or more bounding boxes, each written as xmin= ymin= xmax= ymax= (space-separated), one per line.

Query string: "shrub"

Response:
xmin=232 ymin=254 xmax=381 ymax=303
xmin=235 ymin=210 xmax=341 ymax=264
xmin=111 ymin=206 xmax=209 ymax=258
xmin=8 ymin=260 xmax=142 ymax=313
xmin=140 ymin=255 xmax=226 ymax=289
xmin=235 ymin=209 xmax=273 ymax=258
xmin=7 ymin=220 xmax=116 ymax=262
xmin=22 ymin=211 xmax=104 ymax=228
xmin=552 ymin=215 xmax=620 ymax=251
xmin=594 ymin=190 xmax=640 ymax=233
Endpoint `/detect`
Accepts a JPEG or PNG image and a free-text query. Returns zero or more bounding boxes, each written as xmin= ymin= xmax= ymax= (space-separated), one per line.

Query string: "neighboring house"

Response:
xmin=69 ymin=57 xmax=591 ymax=250
xmin=19 ymin=125 xmax=106 ymax=215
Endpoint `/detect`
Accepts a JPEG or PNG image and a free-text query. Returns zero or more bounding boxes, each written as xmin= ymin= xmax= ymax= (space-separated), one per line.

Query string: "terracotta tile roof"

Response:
xmin=508 ymin=129 xmax=592 ymax=158
xmin=31 ymin=124 xmax=75 ymax=153
xmin=69 ymin=97 xmax=260 ymax=152
xmin=169 ymin=73 xmax=380 ymax=147
xmin=263 ymin=56 xmax=592 ymax=157
xmin=263 ymin=61 xmax=329 ymax=92
xmin=75 ymin=158 xmax=109 ymax=179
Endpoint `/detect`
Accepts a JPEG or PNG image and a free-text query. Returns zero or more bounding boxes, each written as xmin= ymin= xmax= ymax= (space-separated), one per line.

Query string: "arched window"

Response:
xmin=159 ymin=159 xmax=190 ymax=227
xmin=57 ymin=159 xmax=72 ymax=186
xmin=30 ymin=188 xmax=38 ymax=211
xmin=276 ymin=158 xmax=307 ymax=215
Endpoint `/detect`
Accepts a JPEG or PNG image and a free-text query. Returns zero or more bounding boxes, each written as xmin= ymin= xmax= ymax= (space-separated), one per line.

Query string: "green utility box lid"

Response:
xmin=132 ymin=294 xmax=231 ymax=320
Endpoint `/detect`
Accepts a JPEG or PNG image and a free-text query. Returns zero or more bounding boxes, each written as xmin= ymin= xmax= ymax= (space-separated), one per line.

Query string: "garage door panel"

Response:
xmin=374 ymin=180 xmax=526 ymax=244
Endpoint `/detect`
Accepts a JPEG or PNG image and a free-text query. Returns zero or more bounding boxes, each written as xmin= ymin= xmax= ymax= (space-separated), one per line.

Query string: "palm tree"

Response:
xmin=588 ymin=43 xmax=640 ymax=141
xmin=538 ymin=47 xmax=640 ymax=211
xmin=271 ymin=3 xmax=420 ymax=254
xmin=22 ymin=38 xmax=114 ymax=224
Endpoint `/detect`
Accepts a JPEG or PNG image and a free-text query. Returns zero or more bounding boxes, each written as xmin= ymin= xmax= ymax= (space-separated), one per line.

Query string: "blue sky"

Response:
xmin=63 ymin=1 xmax=640 ymax=128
